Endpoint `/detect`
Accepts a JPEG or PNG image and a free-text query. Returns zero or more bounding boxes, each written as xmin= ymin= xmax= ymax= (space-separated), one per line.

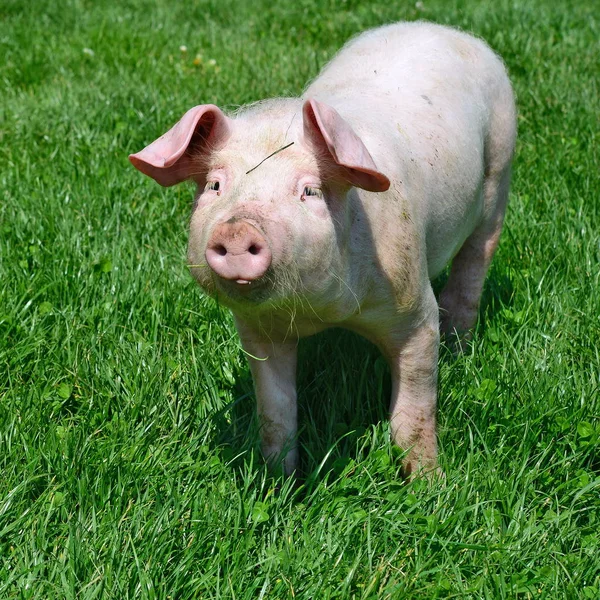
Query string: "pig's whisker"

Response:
xmin=329 ymin=270 xmax=361 ymax=314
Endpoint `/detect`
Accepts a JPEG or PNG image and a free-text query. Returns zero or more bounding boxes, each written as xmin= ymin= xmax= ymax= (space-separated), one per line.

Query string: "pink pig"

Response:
xmin=130 ymin=22 xmax=516 ymax=477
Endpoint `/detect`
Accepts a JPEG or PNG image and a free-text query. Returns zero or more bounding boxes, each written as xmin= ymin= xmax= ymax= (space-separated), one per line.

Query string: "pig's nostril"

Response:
xmin=205 ymin=221 xmax=271 ymax=282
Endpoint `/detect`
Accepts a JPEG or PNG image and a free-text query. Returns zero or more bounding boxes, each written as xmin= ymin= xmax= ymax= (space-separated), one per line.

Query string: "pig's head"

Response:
xmin=129 ymin=98 xmax=390 ymax=319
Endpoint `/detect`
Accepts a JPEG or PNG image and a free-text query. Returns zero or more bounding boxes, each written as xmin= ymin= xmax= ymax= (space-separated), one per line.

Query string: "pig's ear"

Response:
xmin=302 ymin=99 xmax=390 ymax=193
xmin=129 ymin=105 xmax=231 ymax=187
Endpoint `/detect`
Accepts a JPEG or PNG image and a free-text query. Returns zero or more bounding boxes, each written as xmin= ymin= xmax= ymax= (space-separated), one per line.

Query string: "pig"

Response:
xmin=129 ymin=21 xmax=516 ymax=478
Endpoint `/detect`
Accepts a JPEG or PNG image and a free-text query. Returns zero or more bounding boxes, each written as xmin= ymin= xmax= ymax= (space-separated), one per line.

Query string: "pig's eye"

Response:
xmin=205 ymin=181 xmax=220 ymax=193
xmin=302 ymin=186 xmax=323 ymax=199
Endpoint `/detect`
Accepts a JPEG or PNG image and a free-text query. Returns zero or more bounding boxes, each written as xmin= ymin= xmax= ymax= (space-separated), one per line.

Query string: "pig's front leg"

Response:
xmin=234 ymin=318 xmax=298 ymax=475
xmin=381 ymin=298 xmax=441 ymax=478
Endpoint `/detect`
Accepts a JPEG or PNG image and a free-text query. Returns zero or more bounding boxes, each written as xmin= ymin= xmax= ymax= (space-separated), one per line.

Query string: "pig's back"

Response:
xmin=304 ymin=21 xmax=508 ymax=118
xmin=303 ymin=22 xmax=515 ymax=278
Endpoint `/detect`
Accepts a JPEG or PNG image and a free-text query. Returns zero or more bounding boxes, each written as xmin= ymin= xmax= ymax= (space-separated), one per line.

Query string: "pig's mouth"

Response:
xmin=188 ymin=259 xmax=279 ymax=305
xmin=211 ymin=271 xmax=275 ymax=305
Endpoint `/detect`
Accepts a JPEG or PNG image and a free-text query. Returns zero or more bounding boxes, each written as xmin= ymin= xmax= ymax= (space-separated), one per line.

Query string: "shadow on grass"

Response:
xmin=210 ymin=269 xmax=514 ymax=486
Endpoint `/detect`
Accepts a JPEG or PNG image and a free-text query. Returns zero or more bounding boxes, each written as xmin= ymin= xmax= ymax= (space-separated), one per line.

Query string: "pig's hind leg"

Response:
xmin=438 ymin=166 xmax=511 ymax=340
xmin=439 ymin=81 xmax=516 ymax=341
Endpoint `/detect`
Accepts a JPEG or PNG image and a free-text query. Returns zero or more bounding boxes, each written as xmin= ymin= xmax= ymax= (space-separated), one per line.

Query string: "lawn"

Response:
xmin=1 ymin=0 xmax=599 ymax=598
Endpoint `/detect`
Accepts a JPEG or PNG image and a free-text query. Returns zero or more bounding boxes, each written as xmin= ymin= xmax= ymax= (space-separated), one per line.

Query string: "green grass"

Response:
xmin=1 ymin=0 xmax=599 ymax=597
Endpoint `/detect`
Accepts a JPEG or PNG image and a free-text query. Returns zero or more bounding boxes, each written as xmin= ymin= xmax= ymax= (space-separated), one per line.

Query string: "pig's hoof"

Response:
xmin=439 ymin=303 xmax=477 ymax=335
xmin=440 ymin=317 xmax=474 ymax=354
xmin=405 ymin=465 xmax=445 ymax=486
xmin=441 ymin=331 xmax=471 ymax=355
xmin=425 ymin=465 xmax=446 ymax=485
xmin=262 ymin=445 xmax=298 ymax=478
xmin=402 ymin=456 xmax=444 ymax=483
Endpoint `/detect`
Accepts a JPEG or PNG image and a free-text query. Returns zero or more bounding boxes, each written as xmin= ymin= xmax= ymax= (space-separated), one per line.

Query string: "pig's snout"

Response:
xmin=205 ymin=221 xmax=272 ymax=284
